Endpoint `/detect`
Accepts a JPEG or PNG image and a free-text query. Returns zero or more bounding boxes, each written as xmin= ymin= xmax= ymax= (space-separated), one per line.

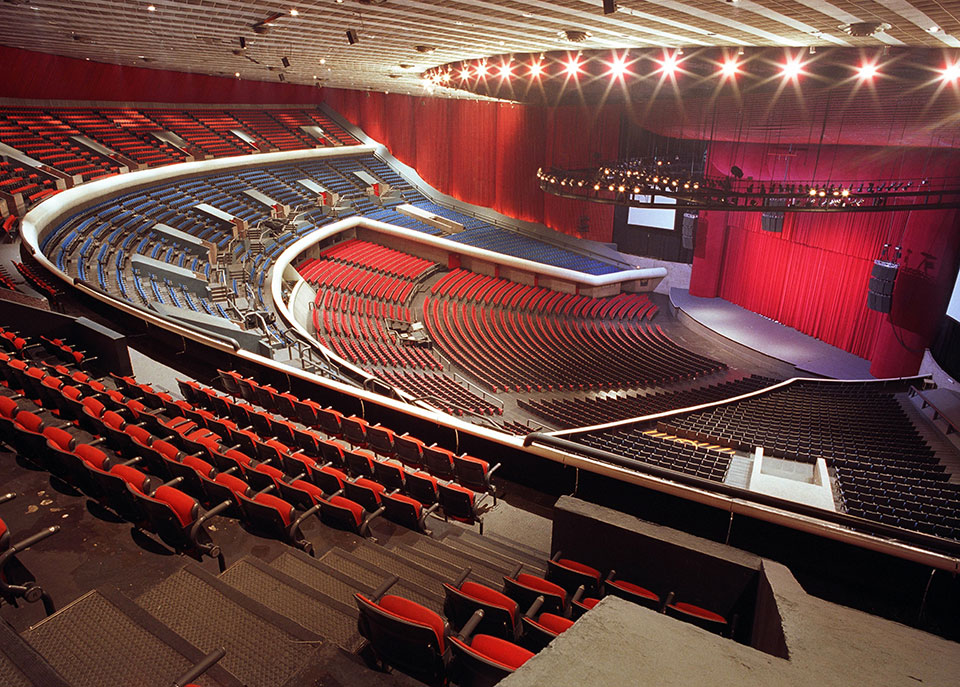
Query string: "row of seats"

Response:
xmin=520 ymin=375 xmax=778 ymax=429
xmin=656 ymin=380 xmax=960 ymax=542
xmin=357 ymin=548 xmax=732 ymax=686
xmin=423 ymin=285 xmax=723 ymax=394
xmin=212 ymin=369 xmax=500 ymax=517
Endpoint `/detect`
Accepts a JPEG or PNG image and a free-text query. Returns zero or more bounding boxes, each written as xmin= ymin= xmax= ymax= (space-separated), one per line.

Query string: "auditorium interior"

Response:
xmin=0 ymin=1 xmax=960 ymax=685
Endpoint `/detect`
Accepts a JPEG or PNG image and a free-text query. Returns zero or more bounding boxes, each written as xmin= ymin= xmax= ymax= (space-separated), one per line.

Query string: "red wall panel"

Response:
xmin=0 ymin=46 xmax=322 ymax=104
xmin=323 ymin=88 xmax=616 ymax=242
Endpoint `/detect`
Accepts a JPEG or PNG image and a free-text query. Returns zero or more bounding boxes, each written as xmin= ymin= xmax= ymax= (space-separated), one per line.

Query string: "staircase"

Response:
xmin=14 ymin=527 xmax=551 ymax=686
xmin=900 ymin=393 xmax=960 ymax=482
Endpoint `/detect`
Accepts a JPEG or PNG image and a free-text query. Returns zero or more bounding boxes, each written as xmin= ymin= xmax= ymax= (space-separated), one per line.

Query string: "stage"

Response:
xmin=670 ymin=288 xmax=874 ymax=380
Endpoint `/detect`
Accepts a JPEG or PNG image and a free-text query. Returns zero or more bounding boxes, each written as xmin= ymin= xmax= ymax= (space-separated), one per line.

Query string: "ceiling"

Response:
xmin=0 ymin=0 xmax=958 ymax=97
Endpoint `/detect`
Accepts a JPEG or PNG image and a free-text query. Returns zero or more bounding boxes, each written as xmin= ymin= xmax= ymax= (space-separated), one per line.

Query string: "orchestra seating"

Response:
xmin=573 ymin=424 xmax=736 ymax=482
xmin=658 ymin=380 xmax=960 ymax=540
xmin=423 ymin=269 xmax=723 ymax=393
xmin=520 ymin=375 xmax=778 ymax=428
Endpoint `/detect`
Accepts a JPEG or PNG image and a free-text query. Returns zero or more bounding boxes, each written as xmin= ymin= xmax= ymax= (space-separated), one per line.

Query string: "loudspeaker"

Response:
xmin=867 ymin=291 xmax=892 ymax=313
xmin=866 ymin=259 xmax=899 ymax=313
xmin=681 ymin=211 xmax=698 ymax=250
xmin=602 ymin=0 xmax=617 ymax=14
xmin=346 ymin=29 xmax=358 ymax=45
xmin=760 ymin=211 xmax=784 ymax=233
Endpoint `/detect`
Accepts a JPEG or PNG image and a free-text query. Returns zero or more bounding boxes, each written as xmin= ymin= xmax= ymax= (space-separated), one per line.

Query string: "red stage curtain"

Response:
xmin=695 ymin=141 xmax=960 ymax=373
xmin=0 ymin=46 xmax=322 ymax=104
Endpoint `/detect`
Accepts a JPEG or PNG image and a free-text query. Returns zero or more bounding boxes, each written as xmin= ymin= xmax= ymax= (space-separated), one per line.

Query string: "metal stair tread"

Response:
xmin=136 ymin=565 xmax=319 ymax=687
xmin=218 ymin=557 xmax=363 ymax=653
xmin=23 ymin=588 xmax=239 ymax=687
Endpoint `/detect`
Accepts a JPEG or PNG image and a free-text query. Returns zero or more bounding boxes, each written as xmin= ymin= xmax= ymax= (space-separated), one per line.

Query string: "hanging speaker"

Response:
xmin=346 ymin=29 xmax=358 ymax=45
xmin=681 ymin=211 xmax=698 ymax=250
xmin=602 ymin=0 xmax=617 ymax=14
xmin=866 ymin=259 xmax=899 ymax=313
xmin=760 ymin=198 xmax=786 ymax=233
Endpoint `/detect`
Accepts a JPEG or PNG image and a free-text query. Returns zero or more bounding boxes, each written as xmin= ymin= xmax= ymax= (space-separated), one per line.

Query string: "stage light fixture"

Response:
xmin=780 ymin=55 xmax=804 ymax=80
xmin=607 ymin=53 xmax=628 ymax=79
xmin=940 ymin=62 xmax=960 ymax=83
xmin=720 ymin=58 xmax=739 ymax=77
xmin=460 ymin=67 xmax=471 ymax=80
xmin=476 ymin=62 xmax=488 ymax=77
xmin=498 ymin=63 xmax=513 ymax=80
xmin=564 ymin=56 xmax=582 ymax=76
xmin=290 ymin=8 xmax=299 ymax=16
xmin=529 ymin=60 xmax=544 ymax=78
xmin=658 ymin=52 xmax=680 ymax=76
xmin=857 ymin=61 xmax=878 ymax=80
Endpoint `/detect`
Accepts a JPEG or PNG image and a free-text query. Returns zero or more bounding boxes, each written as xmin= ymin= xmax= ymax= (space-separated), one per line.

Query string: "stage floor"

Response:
xmin=670 ymin=288 xmax=873 ymax=380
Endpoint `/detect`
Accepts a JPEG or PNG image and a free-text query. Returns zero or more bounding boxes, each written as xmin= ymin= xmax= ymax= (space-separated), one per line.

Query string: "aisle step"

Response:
xmin=318 ymin=547 xmax=443 ymax=613
xmin=348 ymin=540 xmax=458 ymax=594
xmin=218 ymin=557 xmax=363 ymax=653
xmin=136 ymin=565 xmax=324 ymax=687
xmin=441 ymin=533 xmax=546 ymax=577
xmin=23 ymin=588 xmax=241 ymax=687
xmin=396 ymin=541 xmax=502 ymax=589
xmin=454 ymin=529 xmax=549 ymax=571
xmin=406 ymin=536 xmax=515 ymax=580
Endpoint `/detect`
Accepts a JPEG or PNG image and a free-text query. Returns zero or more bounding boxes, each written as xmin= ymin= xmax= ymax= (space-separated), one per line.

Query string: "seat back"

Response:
xmin=546 ymin=558 xmax=601 ymax=597
xmin=454 ymin=455 xmax=491 ymax=493
xmin=394 ymin=433 xmax=424 ymax=468
xmin=405 ymin=471 xmax=438 ymax=505
xmin=340 ymin=415 xmax=369 ymax=445
xmin=372 ymin=459 xmax=406 ymax=492
xmin=518 ymin=613 xmax=572 ymax=653
xmin=422 ymin=445 xmax=456 ymax=480
xmin=442 ymin=581 xmax=517 ymax=639
xmin=502 ymin=574 xmax=565 ymax=616
xmin=382 ymin=492 xmax=424 ymax=531
xmin=344 ymin=448 xmax=375 ymax=478
xmin=315 ymin=407 xmax=343 ymax=436
xmin=366 ymin=424 xmax=395 ymax=456
xmin=314 ymin=466 xmax=347 ymax=495
xmin=343 ymin=478 xmax=385 ymax=512
xmin=355 ymin=593 xmax=447 ymax=686
xmin=320 ymin=495 xmax=365 ymax=533
xmin=438 ymin=483 xmax=478 ymax=524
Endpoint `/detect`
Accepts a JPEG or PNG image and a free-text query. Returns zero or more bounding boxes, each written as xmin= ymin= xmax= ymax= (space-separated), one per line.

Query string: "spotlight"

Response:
xmin=529 ymin=60 xmax=544 ymax=78
xmin=282 ymin=56 xmax=290 ymax=68
xmin=857 ymin=61 xmax=878 ymax=80
xmin=476 ymin=62 xmax=488 ymax=77
xmin=658 ymin=51 xmax=680 ymax=76
xmin=460 ymin=67 xmax=471 ymax=80
xmin=720 ymin=58 xmax=739 ymax=78
xmin=780 ymin=55 xmax=804 ymax=80
xmin=290 ymin=8 xmax=299 ymax=16
xmin=498 ymin=63 xmax=513 ymax=80
xmin=607 ymin=53 xmax=629 ymax=79
xmin=940 ymin=62 xmax=960 ymax=83
xmin=564 ymin=56 xmax=582 ymax=77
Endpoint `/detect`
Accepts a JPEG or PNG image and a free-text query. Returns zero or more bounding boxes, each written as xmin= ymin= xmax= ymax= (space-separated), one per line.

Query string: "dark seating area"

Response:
xmin=651 ymin=380 xmax=960 ymax=541
xmin=520 ymin=374 xmax=778 ymax=428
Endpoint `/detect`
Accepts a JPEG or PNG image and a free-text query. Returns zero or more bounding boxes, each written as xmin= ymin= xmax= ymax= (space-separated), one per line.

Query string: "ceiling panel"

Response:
xmin=0 ymin=0 xmax=956 ymax=97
